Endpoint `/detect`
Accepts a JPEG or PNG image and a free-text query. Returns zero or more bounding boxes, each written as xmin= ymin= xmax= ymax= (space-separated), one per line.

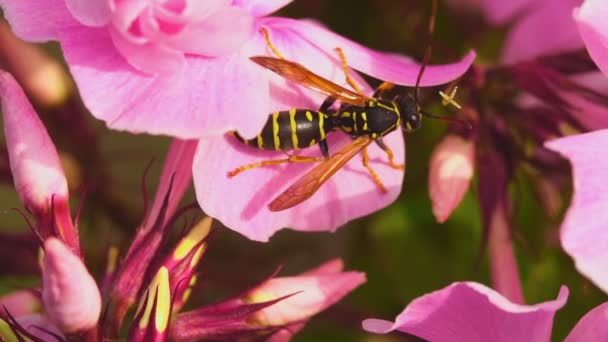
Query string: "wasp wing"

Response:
xmin=251 ymin=56 xmax=368 ymax=107
xmin=268 ymin=136 xmax=372 ymax=211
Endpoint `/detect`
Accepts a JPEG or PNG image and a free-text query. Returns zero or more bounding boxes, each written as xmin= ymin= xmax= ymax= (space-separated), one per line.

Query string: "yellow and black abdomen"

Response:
xmin=233 ymin=109 xmax=334 ymax=151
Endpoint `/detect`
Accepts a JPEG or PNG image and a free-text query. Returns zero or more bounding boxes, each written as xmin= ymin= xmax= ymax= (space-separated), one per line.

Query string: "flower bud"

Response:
xmin=42 ymin=238 xmax=101 ymax=333
xmin=429 ymin=135 xmax=475 ymax=223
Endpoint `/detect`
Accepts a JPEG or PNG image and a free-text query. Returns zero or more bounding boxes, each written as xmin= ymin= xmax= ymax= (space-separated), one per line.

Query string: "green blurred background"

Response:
xmin=1 ymin=1 xmax=606 ymax=341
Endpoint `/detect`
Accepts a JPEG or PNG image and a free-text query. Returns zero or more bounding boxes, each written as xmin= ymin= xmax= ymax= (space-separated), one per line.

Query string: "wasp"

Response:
xmin=229 ymin=0 xmax=461 ymax=211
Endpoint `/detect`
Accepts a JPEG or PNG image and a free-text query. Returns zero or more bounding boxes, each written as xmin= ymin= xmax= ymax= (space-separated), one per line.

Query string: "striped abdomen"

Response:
xmin=234 ymin=109 xmax=334 ymax=151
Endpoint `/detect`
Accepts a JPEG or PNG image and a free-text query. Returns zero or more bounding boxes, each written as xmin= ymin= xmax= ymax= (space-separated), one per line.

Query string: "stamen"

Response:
xmin=439 ymin=86 xmax=462 ymax=109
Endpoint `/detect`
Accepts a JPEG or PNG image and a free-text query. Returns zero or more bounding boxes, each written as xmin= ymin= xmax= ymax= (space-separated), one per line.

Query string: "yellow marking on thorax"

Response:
xmin=257 ymin=134 xmax=264 ymax=148
xmin=361 ymin=112 xmax=368 ymax=131
xmin=341 ymin=112 xmax=351 ymax=118
xmin=289 ymin=109 xmax=299 ymax=148
xmin=319 ymin=113 xmax=326 ymax=139
xmin=342 ymin=126 xmax=353 ymax=133
xmin=272 ymin=112 xmax=280 ymax=150
xmin=368 ymin=100 xmax=375 ymax=107
xmin=352 ymin=112 xmax=358 ymax=132
xmin=372 ymin=133 xmax=378 ymax=139
xmin=306 ymin=111 xmax=314 ymax=121
xmin=309 ymin=138 xmax=316 ymax=146
xmin=377 ymin=102 xmax=395 ymax=111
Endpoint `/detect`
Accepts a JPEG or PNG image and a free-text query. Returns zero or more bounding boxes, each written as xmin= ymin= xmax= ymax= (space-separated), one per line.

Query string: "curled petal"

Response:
xmin=65 ymin=0 xmax=112 ymax=27
xmin=246 ymin=261 xmax=366 ymax=326
xmin=428 ymin=135 xmax=475 ymax=223
xmin=574 ymin=0 xmax=608 ymax=75
xmin=109 ymin=26 xmax=185 ymax=75
xmin=565 ymin=302 xmax=608 ymax=341
xmin=261 ymin=17 xmax=476 ymax=87
xmin=194 ymin=132 xmax=404 ymax=242
xmin=233 ymin=0 xmax=293 ymax=17
xmin=42 ymin=238 xmax=101 ymax=333
xmin=363 ymin=282 xmax=568 ymax=341
xmin=545 ymin=130 xmax=608 ymax=294
xmin=0 ymin=71 xmax=68 ymax=215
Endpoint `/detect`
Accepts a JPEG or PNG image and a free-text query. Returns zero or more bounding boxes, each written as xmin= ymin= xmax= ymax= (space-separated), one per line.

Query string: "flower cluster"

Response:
xmin=1 ymin=0 xmax=608 ymax=341
xmin=0 ymin=71 xmax=365 ymax=341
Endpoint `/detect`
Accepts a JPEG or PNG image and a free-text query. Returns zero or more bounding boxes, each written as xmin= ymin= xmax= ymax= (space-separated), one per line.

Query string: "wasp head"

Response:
xmin=395 ymin=93 xmax=422 ymax=132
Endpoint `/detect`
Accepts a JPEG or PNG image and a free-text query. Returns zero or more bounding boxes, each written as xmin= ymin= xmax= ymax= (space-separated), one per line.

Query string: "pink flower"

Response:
xmin=362 ymin=282 xmax=584 ymax=341
xmin=42 ymin=237 xmax=101 ymax=333
xmin=0 ymin=70 xmax=79 ymax=254
xmin=428 ymin=135 xmax=475 ymax=223
xmin=545 ymin=130 xmax=608 ymax=294
xmin=0 ymin=0 xmax=475 ymax=241
xmin=574 ymin=0 xmax=608 ymax=75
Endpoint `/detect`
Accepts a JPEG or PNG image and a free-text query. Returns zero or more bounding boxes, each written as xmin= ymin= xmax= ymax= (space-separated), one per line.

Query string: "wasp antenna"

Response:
xmin=414 ymin=0 xmax=438 ymax=105
xmin=421 ymin=111 xmax=472 ymax=130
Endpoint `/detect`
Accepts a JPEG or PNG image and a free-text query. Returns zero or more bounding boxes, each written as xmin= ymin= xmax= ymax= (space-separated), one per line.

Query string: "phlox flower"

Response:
xmin=0 ymin=0 xmax=475 ymax=242
xmin=362 ymin=281 xmax=608 ymax=341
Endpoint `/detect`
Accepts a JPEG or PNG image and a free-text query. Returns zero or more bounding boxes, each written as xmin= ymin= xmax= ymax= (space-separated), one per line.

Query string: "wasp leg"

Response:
xmin=319 ymin=139 xmax=330 ymax=158
xmin=373 ymin=81 xmax=396 ymax=99
xmin=361 ymin=146 xmax=387 ymax=193
xmin=260 ymin=27 xmax=286 ymax=60
xmin=228 ymin=155 xmax=324 ymax=178
xmin=375 ymin=139 xmax=406 ymax=170
xmin=334 ymin=47 xmax=363 ymax=96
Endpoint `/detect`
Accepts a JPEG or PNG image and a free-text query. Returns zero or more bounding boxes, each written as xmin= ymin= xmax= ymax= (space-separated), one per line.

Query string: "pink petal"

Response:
xmin=42 ymin=238 xmax=101 ymax=333
xmin=194 ymin=131 xmax=404 ymax=242
xmin=109 ymin=26 xmax=186 ymax=75
xmin=182 ymin=0 xmax=233 ymax=19
xmin=574 ymin=0 xmax=608 ymax=75
xmin=15 ymin=314 xmax=65 ymax=341
xmin=476 ymin=0 xmax=535 ymax=25
xmin=57 ymin=26 xmax=270 ymax=138
xmin=233 ymin=0 xmax=293 ymax=17
xmin=501 ymin=0 xmax=584 ymax=64
xmin=0 ymin=291 xmax=41 ymax=318
xmin=146 ymin=139 xmax=197 ymax=229
xmin=565 ymin=302 xmax=608 ymax=341
xmin=65 ymin=0 xmax=112 ymax=27
xmin=247 ymin=263 xmax=366 ymax=326
xmin=261 ymin=17 xmax=476 ymax=87
xmin=167 ymin=7 xmax=254 ymax=56
xmin=428 ymin=135 xmax=474 ymax=223
xmin=301 ymin=259 xmax=344 ymax=276
xmin=0 ymin=0 xmax=74 ymax=42
xmin=0 ymin=71 xmax=68 ymax=215
xmin=545 ymin=130 xmax=608 ymax=294
xmin=362 ymin=282 xmax=568 ymax=341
